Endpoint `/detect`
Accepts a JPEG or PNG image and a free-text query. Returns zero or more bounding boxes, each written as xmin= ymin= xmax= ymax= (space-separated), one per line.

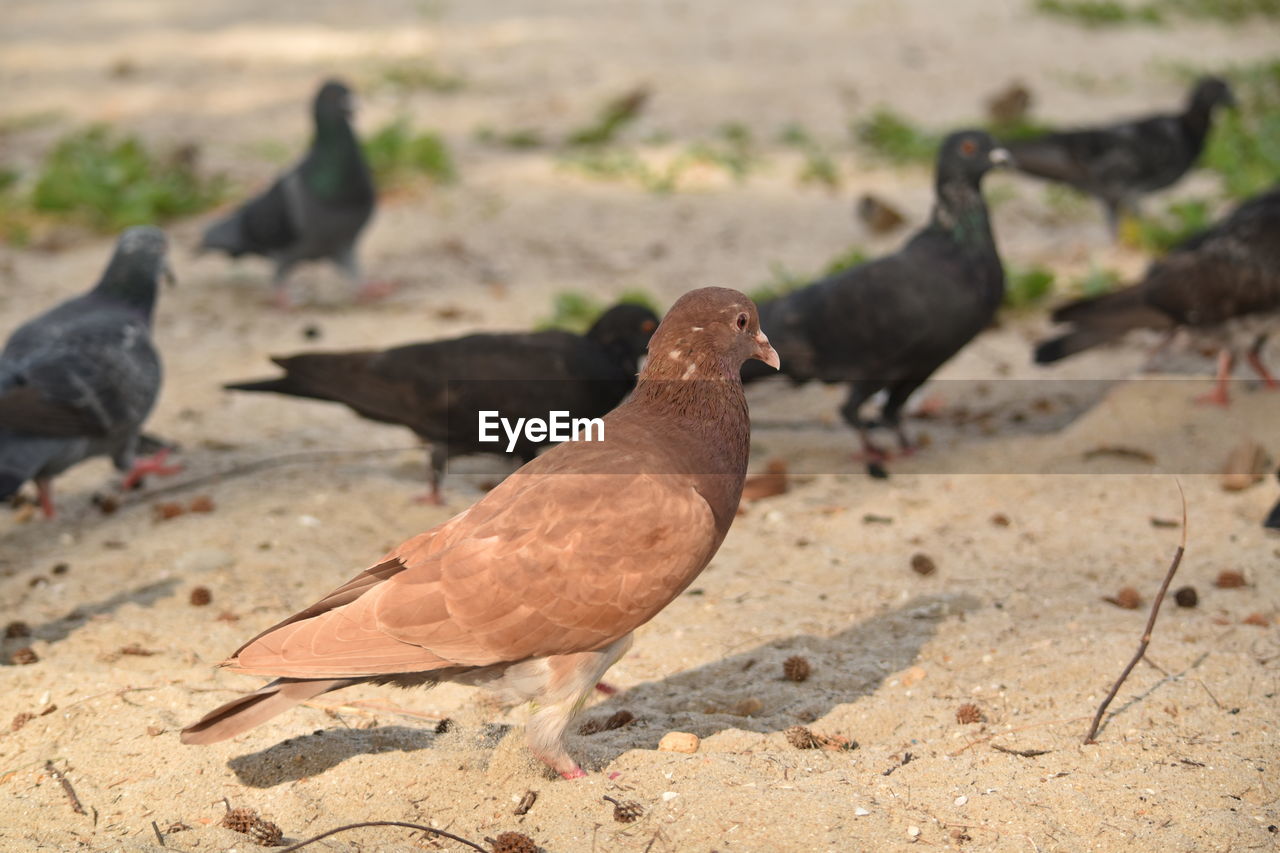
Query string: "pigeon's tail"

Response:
xmin=224 ymin=352 xmax=378 ymax=404
xmin=199 ymin=214 xmax=246 ymax=257
xmin=1033 ymin=328 xmax=1118 ymax=364
xmin=180 ymin=677 xmax=360 ymax=745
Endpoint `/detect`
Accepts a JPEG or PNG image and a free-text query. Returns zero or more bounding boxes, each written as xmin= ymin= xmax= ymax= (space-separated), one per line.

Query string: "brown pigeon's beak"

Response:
xmin=753 ymin=330 xmax=780 ymax=370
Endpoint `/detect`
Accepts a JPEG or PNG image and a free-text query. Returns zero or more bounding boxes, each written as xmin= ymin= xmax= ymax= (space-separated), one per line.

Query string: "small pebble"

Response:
xmin=910 ymin=553 xmax=937 ymax=576
xmin=661 ymin=791 xmax=679 ymax=802
xmin=854 ymin=807 xmax=870 ymax=816
xmin=990 ymin=513 xmax=1011 ymax=527
xmin=1106 ymin=587 xmax=1142 ymax=609
xmin=907 ymin=826 xmax=921 ymax=839
xmin=954 ymin=795 xmax=968 ymax=806
xmin=657 ymin=732 xmax=699 ymax=754
xmin=1215 ymin=570 xmax=1246 ymax=589
xmin=1173 ymin=586 xmax=1198 ymax=608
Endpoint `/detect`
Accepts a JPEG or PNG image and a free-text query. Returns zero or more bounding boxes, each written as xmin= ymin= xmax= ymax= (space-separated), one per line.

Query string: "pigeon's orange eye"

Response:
xmin=641 ymin=320 xmax=657 ymax=333
xmin=736 ymin=313 xmax=749 ymax=331
xmin=960 ymin=139 xmax=977 ymax=157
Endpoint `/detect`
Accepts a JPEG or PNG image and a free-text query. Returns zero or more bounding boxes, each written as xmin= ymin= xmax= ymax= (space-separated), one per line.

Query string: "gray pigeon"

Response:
xmin=0 ymin=226 xmax=177 ymax=518
xmin=743 ymin=131 xmax=1009 ymax=472
xmin=1005 ymin=77 xmax=1235 ymax=234
xmin=200 ymin=80 xmax=377 ymax=308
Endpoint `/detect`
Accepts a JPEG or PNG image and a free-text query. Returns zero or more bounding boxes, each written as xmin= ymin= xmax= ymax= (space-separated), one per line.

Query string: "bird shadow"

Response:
xmin=226 ymin=722 xmax=507 ymax=788
xmin=1 ymin=578 xmax=179 ymax=664
xmin=222 ymin=592 xmax=976 ymax=784
xmin=573 ymin=592 xmax=981 ymax=768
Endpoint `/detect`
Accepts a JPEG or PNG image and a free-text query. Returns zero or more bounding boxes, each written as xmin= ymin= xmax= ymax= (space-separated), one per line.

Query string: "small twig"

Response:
xmin=151 ymin=820 xmax=166 ymax=847
xmin=1084 ymin=480 xmax=1187 ymax=744
xmin=274 ymin=820 xmax=487 ymax=852
xmin=991 ymin=743 xmax=1051 ymax=758
xmin=513 ymin=790 xmax=538 ymax=816
xmin=44 ymin=760 xmax=85 ymax=815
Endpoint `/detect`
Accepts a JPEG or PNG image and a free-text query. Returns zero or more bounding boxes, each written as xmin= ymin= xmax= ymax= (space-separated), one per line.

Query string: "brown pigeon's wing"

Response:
xmin=230 ymin=468 xmax=719 ymax=678
xmin=0 ymin=385 xmax=110 ymax=437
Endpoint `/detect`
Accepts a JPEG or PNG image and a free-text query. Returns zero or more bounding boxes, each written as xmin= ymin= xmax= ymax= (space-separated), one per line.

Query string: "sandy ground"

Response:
xmin=1 ymin=1 xmax=1278 ymax=851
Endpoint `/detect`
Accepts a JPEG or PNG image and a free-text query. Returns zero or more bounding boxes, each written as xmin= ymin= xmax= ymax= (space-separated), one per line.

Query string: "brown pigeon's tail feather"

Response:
xmin=179 ymin=677 xmax=359 ymax=745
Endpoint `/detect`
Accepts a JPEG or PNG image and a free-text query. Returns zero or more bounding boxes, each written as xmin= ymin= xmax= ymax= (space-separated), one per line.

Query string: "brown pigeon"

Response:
xmin=181 ymin=287 xmax=779 ymax=779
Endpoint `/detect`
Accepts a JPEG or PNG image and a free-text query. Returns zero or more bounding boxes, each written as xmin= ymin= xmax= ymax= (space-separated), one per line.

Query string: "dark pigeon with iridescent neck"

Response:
xmin=200 ymin=80 xmax=376 ymax=307
xmin=0 ymin=226 xmax=176 ymax=517
xmin=1006 ymin=77 xmax=1235 ymax=233
xmin=182 ymin=288 xmax=778 ymax=780
xmin=743 ymin=130 xmax=1008 ymax=468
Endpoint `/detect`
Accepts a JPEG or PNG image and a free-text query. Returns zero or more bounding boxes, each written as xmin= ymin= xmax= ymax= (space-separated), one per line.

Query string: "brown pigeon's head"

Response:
xmin=643 ymin=287 xmax=779 ymax=381
xmin=936 ymin=130 xmax=1010 ymax=187
xmin=314 ymin=80 xmax=356 ymax=124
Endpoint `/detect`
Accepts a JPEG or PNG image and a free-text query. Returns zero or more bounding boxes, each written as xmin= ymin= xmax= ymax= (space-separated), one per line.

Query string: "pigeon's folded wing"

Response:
xmin=229 ymin=468 xmax=718 ymax=678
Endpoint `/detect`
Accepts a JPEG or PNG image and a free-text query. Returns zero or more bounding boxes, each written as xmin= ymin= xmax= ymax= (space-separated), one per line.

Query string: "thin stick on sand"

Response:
xmin=43 ymin=760 xmax=86 ymax=815
xmin=275 ymin=820 xmax=488 ymax=852
xmin=1084 ymin=480 xmax=1187 ymax=744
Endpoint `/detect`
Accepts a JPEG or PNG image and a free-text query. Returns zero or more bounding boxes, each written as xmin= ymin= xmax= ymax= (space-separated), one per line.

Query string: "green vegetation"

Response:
xmin=852 ymin=108 xmax=941 ymax=167
xmin=1035 ymin=0 xmax=1278 ymax=25
xmin=1072 ymin=265 xmax=1123 ymax=299
xmin=778 ymin=124 xmax=843 ymax=190
xmin=473 ymin=126 xmax=545 ymax=149
xmin=363 ymin=118 xmax=456 ymax=187
xmin=686 ymin=122 xmax=759 ymax=183
xmin=1200 ymin=59 xmax=1280 ymax=199
xmin=1003 ymin=264 xmax=1057 ymax=309
xmin=566 ymin=89 xmax=649 ymax=147
xmin=375 ymin=60 xmax=466 ymax=94
xmin=538 ymin=288 xmax=662 ymax=333
xmin=13 ymin=125 xmax=225 ymax=236
xmin=1122 ymin=199 xmax=1212 ymax=252
xmin=749 ymin=246 xmax=869 ymax=305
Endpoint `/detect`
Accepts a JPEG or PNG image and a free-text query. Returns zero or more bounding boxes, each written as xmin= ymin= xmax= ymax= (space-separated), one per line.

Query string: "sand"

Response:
xmin=1 ymin=1 xmax=1277 ymax=851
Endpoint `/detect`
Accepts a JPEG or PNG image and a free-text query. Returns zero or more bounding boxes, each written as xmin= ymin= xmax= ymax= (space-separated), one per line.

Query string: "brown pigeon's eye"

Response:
xmin=736 ymin=312 xmax=749 ymax=331
xmin=960 ymin=139 xmax=977 ymax=157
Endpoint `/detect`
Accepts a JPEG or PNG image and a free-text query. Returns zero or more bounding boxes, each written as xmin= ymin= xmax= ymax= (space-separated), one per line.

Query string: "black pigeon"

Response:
xmin=743 ymin=131 xmax=1009 ymax=470
xmin=1265 ymin=469 xmax=1280 ymax=531
xmin=0 ymin=227 xmax=177 ymax=518
xmin=1034 ymin=186 xmax=1280 ymax=406
xmin=1005 ymin=77 xmax=1235 ymax=233
xmin=200 ymin=80 xmax=376 ymax=308
xmin=225 ymin=303 xmax=660 ymax=503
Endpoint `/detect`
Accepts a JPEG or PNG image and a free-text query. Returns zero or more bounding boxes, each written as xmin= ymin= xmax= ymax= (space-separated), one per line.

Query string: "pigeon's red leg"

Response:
xmin=1245 ymin=351 xmax=1279 ymax=389
xmin=1194 ymin=350 xmax=1233 ymax=407
xmin=354 ymin=279 xmax=399 ymax=304
xmin=559 ymin=767 xmax=588 ymax=780
xmin=412 ymin=487 xmax=445 ymax=506
xmin=35 ymin=478 xmax=56 ymax=520
xmin=120 ymin=448 xmax=183 ymax=491
xmin=594 ymin=682 xmax=619 ymax=695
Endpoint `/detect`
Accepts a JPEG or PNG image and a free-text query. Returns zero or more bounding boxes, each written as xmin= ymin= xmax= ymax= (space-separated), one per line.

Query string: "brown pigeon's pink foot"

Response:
xmin=121 ymin=448 xmax=183 ymax=491
xmin=559 ymin=766 xmax=588 ymax=780
xmin=354 ymin=279 xmax=399 ymax=304
xmin=594 ymin=682 xmax=619 ymax=695
xmin=36 ymin=479 xmax=56 ymax=520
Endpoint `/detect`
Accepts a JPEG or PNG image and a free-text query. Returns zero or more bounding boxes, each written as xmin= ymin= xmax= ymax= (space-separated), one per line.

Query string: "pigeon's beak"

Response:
xmin=753 ymin=329 xmax=781 ymax=370
xmin=989 ymin=147 xmax=1012 ymax=168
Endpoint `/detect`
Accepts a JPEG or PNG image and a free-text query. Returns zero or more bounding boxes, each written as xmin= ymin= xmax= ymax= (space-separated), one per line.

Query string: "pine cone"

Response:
xmin=220 ymin=808 xmax=283 ymax=847
xmin=490 ymin=831 xmax=539 ymax=853
xmin=782 ymin=655 xmax=811 ymax=682
xmin=604 ymin=795 xmax=644 ymax=823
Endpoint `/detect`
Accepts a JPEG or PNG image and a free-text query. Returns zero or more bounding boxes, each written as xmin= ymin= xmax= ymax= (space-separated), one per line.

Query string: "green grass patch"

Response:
xmin=1072 ymin=266 xmax=1123 ymax=299
xmin=24 ymin=125 xmax=225 ymax=234
xmin=1122 ymin=199 xmax=1213 ymax=252
xmin=852 ymin=108 xmax=942 ymax=167
xmin=566 ymin=89 xmax=649 ymax=147
xmin=1004 ymin=264 xmax=1057 ymax=309
xmin=1034 ymin=0 xmax=1164 ymax=26
xmin=375 ymin=60 xmax=466 ymax=94
xmin=363 ymin=118 xmax=456 ymax=188
xmin=779 ymin=123 xmax=843 ymax=189
xmin=538 ymin=288 xmax=662 ymax=333
xmin=474 ymin=126 xmax=545 ymax=149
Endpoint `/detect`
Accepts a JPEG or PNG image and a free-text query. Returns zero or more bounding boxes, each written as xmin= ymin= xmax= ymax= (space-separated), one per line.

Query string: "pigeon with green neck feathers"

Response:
xmin=742 ymin=131 xmax=1009 ymax=472
xmin=200 ymin=80 xmax=377 ymax=308
xmin=0 ymin=226 xmax=178 ymax=517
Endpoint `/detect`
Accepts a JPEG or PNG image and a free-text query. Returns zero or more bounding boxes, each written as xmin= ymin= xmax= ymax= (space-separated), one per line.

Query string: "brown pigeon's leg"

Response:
xmin=1194 ymin=350 xmax=1233 ymax=407
xmin=594 ymin=682 xmax=619 ymax=695
xmin=120 ymin=448 xmax=183 ymax=491
xmin=522 ymin=635 xmax=633 ymax=779
xmin=35 ymin=478 xmax=56 ymax=519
